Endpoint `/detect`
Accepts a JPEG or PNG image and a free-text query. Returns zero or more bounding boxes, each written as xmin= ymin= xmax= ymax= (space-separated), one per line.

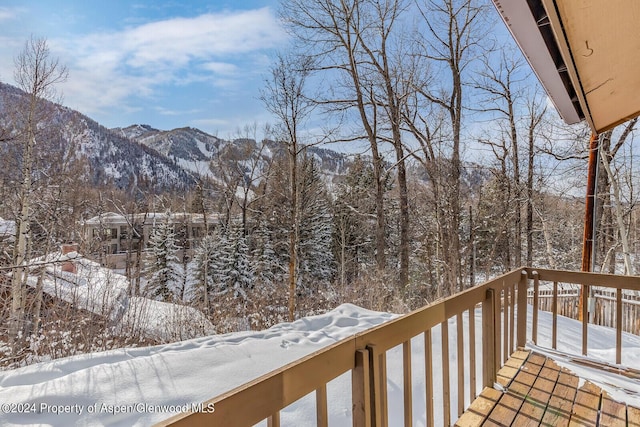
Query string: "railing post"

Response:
xmin=616 ymin=289 xmax=622 ymax=365
xmin=552 ymin=281 xmax=558 ymax=350
xmin=482 ymin=288 xmax=496 ymax=388
xmin=267 ymin=413 xmax=280 ymax=427
xmin=441 ymin=320 xmax=451 ymax=426
xmin=316 ymin=384 xmax=328 ymax=427
xmin=532 ymin=272 xmax=540 ymax=345
xmin=517 ymin=270 xmax=528 ymax=349
xmin=582 ymin=284 xmax=589 ymax=356
xmin=402 ymin=340 xmax=413 ymax=427
xmin=367 ymin=344 xmax=387 ymax=427
xmin=352 ymin=349 xmax=371 ymax=427
xmin=424 ymin=330 xmax=434 ymax=427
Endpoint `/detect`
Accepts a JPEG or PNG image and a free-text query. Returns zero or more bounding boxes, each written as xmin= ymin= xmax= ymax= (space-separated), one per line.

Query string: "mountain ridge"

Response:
xmin=0 ymin=81 xmax=355 ymax=193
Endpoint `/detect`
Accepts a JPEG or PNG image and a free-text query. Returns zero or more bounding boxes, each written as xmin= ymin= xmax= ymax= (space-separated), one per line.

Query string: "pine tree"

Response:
xmin=333 ymin=156 xmax=378 ymax=285
xmin=223 ymin=225 xmax=254 ymax=301
xmin=251 ymin=220 xmax=278 ymax=286
xmin=298 ymin=157 xmax=335 ymax=293
xmin=196 ymin=226 xmax=254 ymax=303
xmin=144 ymin=212 xmax=180 ymax=301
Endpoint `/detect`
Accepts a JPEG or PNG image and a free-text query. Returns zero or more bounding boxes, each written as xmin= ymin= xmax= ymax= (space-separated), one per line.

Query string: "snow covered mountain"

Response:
xmin=115 ymin=124 xmax=354 ymax=183
xmin=0 ymin=80 xmax=379 ymax=194
xmin=0 ymin=82 xmax=195 ymax=191
xmin=113 ymin=125 xmax=224 ymax=177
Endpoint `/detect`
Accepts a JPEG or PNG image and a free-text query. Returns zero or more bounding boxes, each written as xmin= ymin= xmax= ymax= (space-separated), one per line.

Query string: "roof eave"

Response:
xmin=491 ymin=0 xmax=587 ymax=128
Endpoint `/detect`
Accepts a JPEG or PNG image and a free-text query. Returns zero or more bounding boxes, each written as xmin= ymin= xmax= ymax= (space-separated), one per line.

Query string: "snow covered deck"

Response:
xmin=457 ymin=350 xmax=640 ymax=426
xmin=159 ymin=268 xmax=640 ymax=427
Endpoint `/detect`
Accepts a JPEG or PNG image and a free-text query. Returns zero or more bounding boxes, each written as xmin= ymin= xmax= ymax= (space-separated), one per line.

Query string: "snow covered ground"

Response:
xmin=1 ymin=303 xmax=639 ymax=426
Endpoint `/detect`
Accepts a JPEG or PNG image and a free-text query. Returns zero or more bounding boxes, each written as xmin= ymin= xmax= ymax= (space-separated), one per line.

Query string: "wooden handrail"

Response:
xmin=526 ymin=268 xmax=640 ymax=290
xmin=157 ymin=267 xmax=637 ymax=426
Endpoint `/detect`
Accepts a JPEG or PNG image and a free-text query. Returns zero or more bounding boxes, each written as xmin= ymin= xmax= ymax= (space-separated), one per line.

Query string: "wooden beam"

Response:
xmin=581 ymin=133 xmax=599 ymax=273
xmin=525 ymin=268 xmax=640 ymax=291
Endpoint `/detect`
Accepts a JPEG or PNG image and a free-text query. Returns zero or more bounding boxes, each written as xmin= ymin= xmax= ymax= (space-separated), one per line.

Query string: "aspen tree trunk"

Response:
xmin=260 ymin=53 xmax=313 ymax=322
xmin=526 ymin=116 xmax=535 ymax=266
xmin=288 ymin=141 xmax=300 ymax=322
xmin=9 ymin=130 xmax=34 ymax=344
xmin=509 ymin=99 xmax=521 ymax=267
xmin=9 ymin=37 xmax=67 ymax=349
xmin=599 ymin=142 xmax=633 ymax=274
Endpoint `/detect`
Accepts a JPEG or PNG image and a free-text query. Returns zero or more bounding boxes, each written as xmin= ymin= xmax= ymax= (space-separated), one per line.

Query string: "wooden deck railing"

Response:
xmin=526 ymin=274 xmax=640 ymax=335
xmin=526 ymin=268 xmax=640 ymax=365
xmin=157 ymin=268 xmax=640 ymax=427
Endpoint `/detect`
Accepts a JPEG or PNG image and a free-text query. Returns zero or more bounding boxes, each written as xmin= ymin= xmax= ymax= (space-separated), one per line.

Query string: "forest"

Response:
xmin=1 ymin=0 xmax=639 ymax=368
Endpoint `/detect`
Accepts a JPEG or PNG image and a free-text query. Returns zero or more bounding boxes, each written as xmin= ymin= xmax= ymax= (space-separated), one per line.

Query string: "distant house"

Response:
xmin=0 ymin=217 xmax=16 ymax=267
xmin=83 ymin=212 xmax=208 ymax=269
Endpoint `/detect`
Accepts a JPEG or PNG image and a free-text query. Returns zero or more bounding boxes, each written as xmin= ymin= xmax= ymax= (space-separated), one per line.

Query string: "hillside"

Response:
xmin=0 ymin=82 xmax=195 ymax=191
xmin=0 ymin=80 xmax=360 ymax=193
xmin=115 ymin=124 xmax=354 ymax=185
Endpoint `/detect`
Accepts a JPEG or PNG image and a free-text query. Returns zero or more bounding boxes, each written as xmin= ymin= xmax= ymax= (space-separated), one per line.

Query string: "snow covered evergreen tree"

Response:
xmin=222 ymin=225 xmax=254 ymax=301
xmin=251 ymin=220 xmax=278 ymax=286
xmin=144 ymin=212 xmax=180 ymax=301
xmin=298 ymin=157 xmax=335 ymax=292
xmin=194 ymin=225 xmax=254 ymax=304
xmin=332 ymin=155 xmax=378 ymax=285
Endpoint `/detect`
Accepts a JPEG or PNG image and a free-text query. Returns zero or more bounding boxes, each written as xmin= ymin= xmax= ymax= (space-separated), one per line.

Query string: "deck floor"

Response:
xmin=456 ymin=350 xmax=640 ymax=426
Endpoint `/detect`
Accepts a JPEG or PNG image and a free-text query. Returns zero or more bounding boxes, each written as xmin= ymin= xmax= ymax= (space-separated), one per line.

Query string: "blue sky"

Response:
xmin=0 ymin=1 xmax=286 ymax=138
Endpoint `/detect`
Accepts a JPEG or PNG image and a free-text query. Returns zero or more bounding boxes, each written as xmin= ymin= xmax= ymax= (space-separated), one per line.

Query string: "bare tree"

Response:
xmin=525 ymin=91 xmax=547 ymax=266
xmin=280 ymin=0 xmax=405 ymax=279
xmin=597 ymin=119 xmax=637 ymax=274
xmin=260 ymin=53 xmax=315 ymax=321
xmin=474 ymin=50 xmax=527 ymax=267
xmin=227 ymin=123 xmax=275 ymax=236
xmin=404 ymin=0 xmax=486 ymax=294
xmin=8 ymin=37 xmax=67 ymax=346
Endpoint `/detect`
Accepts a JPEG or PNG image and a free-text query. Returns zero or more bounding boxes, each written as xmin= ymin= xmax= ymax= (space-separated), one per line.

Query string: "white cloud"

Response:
xmin=67 ymin=8 xmax=285 ymax=70
xmin=202 ymin=62 xmax=238 ymax=75
xmin=155 ymin=106 xmax=202 ymax=116
xmin=51 ymin=7 xmax=286 ymax=115
xmin=0 ymin=7 xmax=22 ymax=22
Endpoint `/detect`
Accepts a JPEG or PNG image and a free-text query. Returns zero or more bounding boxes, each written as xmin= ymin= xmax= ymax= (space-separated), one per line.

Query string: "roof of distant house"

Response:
xmin=83 ymin=212 xmax=209 ymax=226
